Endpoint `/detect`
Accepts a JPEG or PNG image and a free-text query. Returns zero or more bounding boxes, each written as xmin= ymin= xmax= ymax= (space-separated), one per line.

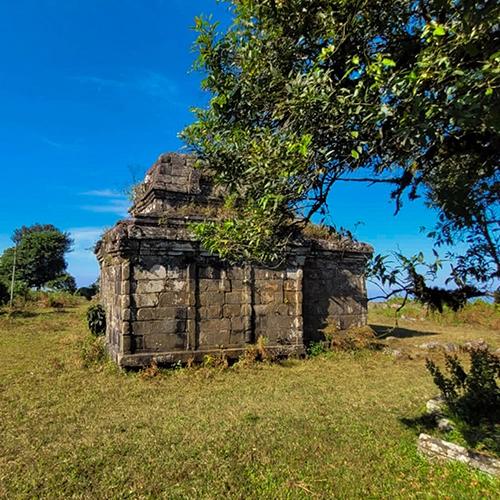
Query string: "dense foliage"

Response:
xmin=77 ymin=281 xmax=99 ymax=301
xmin=86 ymin=304 xmax=106 ymax=336
xmin=0 ymin=224 xmax=74 ymax=291
xmin=426 ymin=348 xmax=500 ymax=426
xmin=45 ymin=273 xmax=77 ymax=293
xmin=182 ymin=0 xmax=499 ymax=281
xmin=0 ymin=280 xmax=9 ymax=305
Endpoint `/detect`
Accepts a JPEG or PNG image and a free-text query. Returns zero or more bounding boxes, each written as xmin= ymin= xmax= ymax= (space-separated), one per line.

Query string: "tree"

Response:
xmin=181 ymin=0 xmax=499 ymax=285
xmin=0 ymin=224 xmax=74 ymax=290
xmin=77 ymin=281 xmax=99 ymax=301
xmin=45 ymin=273 xmax=77 ymax=293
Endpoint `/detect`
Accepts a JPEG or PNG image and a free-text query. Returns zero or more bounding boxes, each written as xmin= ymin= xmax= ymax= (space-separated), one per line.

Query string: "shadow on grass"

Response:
xmin=458 ymin=424 xmax=500 ymax=456
xmin=400 ymin=413 xmax=437 ymax=434
xmin=401 ymin=413 xmax=500 ymax=455
xmin=370 ymin=324 xmax=439 ymax=339
xmin=3 ymin=310 xmax=40 ymax=318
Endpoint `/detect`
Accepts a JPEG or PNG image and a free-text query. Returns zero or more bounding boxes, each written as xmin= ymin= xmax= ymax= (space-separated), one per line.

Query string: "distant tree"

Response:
xmin=77 ymin=281 xmax=99 ymax=301
xmin=181 ymin=0 xmax=499 ymax=287
xmin=0 ymin=224 xmax=73 ymax=290
xmin=45 ymin=273 xmax=77 ymax=293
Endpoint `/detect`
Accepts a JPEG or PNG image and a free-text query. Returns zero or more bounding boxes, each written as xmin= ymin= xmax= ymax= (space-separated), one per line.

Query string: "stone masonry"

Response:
xmin=96 ymin=153 xmax=373 ymax=368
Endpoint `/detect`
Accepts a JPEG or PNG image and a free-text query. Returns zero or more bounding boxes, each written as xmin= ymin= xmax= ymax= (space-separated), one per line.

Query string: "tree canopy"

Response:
xmin=0 ymin=224 xmax=74 ymax=290
xmin=181 ymin=0 xmax=499 ymax=285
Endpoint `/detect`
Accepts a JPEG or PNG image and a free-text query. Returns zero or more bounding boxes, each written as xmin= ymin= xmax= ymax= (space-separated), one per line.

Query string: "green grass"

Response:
xmin=0 ymin=303 xmax=499 ymax=498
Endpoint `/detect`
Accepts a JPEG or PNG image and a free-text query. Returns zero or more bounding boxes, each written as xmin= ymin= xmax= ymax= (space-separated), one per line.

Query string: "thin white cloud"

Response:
xmin=81 ymin=200 xmax=129 ymax=217
xmin=41 ymin=137 xmax=66 ymax=149
xmin=79 ymin=189 xmax=130 ymax=217
xmin=81 ymin=189 xmax=125 ymax=198
xmin=136 ymin=71 xmax=179 ymax=99
xmin=68 ymin=227 xmax=105 ymax=244
xmin=40 ymin=136 xmax=82 ymax=151
xmin=75 ymin=75 xmax=125 ymax=88
xmin=73 ymin=70 xmax=180 ymax=102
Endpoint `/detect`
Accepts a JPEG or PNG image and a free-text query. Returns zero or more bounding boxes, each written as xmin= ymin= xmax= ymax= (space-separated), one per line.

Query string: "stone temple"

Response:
xmin=96 ymin=153 xmax=373 ymax=368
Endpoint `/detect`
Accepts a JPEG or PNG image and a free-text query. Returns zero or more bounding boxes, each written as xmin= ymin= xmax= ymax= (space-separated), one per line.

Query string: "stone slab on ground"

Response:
xmin=418 ymin=433 xmax=500 ymax=476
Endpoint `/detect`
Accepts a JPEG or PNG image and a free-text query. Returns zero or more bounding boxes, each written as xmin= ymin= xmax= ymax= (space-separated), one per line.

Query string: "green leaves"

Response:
xmin=0 ymin=225 xmax=74 ymax=290
xmin=181 ymin=0 xmax=500 ymax=277
xmin=432 ymin=25 xmax=446 ymax=37
xmin=381 ymin=58 xmax=396 ymax=67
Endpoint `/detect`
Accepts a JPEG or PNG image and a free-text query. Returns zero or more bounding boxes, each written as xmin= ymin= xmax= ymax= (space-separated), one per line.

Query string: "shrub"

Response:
xmin=239 ymin=336 xmax=271 ymax=365
xmin=307 ymin=341 xmax=328 ymax=357
xmin=139 ymin=360 xmax=161 ymax=380
xmin=426 ymin=348 xmax=500 ymax=426
xmin=86 ymin=304 xmax=106 ymax=336
xmin=79 ymin=335 xmax=107 ymax=368
xmin=203 ymin=352 xmax=229 ymax=369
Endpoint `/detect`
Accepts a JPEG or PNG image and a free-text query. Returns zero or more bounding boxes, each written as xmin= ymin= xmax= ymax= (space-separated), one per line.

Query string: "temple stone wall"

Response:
xmin=303 ymin=252 xmax=368 ymax=343
xmin=96 ymin=153 xmax=373 ymax=368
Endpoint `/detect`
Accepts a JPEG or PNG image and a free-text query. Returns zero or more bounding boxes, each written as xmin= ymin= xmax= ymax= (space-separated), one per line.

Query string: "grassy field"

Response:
xmin=0 ymin=301 xmax=499 ymax=499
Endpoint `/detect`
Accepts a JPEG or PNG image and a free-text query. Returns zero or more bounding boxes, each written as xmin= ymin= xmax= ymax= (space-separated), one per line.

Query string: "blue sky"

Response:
xmin=0 ymin=0 xmax=451 ymax=293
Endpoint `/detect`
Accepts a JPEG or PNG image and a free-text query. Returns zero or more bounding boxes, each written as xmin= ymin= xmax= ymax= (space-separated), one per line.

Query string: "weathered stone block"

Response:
xmin=121 ymin=335 xmax=133 ymax=353
xmin=137 ymin=308 xmax=157 ymax=321
xmin=230 ymin=330 xmax=246 ymax=345
xmin=143 ymin=333 xmax=186 ymax=351
xmin=202 ymin=318 xmax=230 ymax=332
xmin=226 ymin=268 xmax=244 ymax=280
xmin=199 ymin=279 xmax=221 ymax=292
xmin=230 ymin=279 xmax=245 ymax=291
xmin=225 ymin=291 xmax=243 ymax=304
xmin=198 ymin=267 xmax=221 ymax=279
xmin=199 ymin=291 xmax=224 ymax=306
xmin=223 ymin=304 xmax=241 ymax=317
xmin=133 ymin=293 xmax=159 ymax=308
xmin=159 ymin=291 xmax=189 ymax=307
xmin=253 ymin=304 xmax=268 ymax=317
xmin=122 ymin=262 xmax=131 ymax=280
xmin=134 ymin=280 xmax=165 ymax=294
xmin=133 ymin=319 xmax=177 ymax=335
xmin=199 ymin=305 xmax=223 ymax=319
xmin=256 ymin=289 xmax=282 ymax=305
xmin=134 ymin=263 xmax=167 ymax=280
xmin=121 ymin=321 xmax=131 ymax=335
xmin=164 ymin=279 xmax=187 ymax=292
xmin=219 ymin=279 xmax=231 ymax=292
xmin=121 ymin=281 xmax=131 ymax=295
xmin=230 ymin=316 xmax=245 ymax=332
